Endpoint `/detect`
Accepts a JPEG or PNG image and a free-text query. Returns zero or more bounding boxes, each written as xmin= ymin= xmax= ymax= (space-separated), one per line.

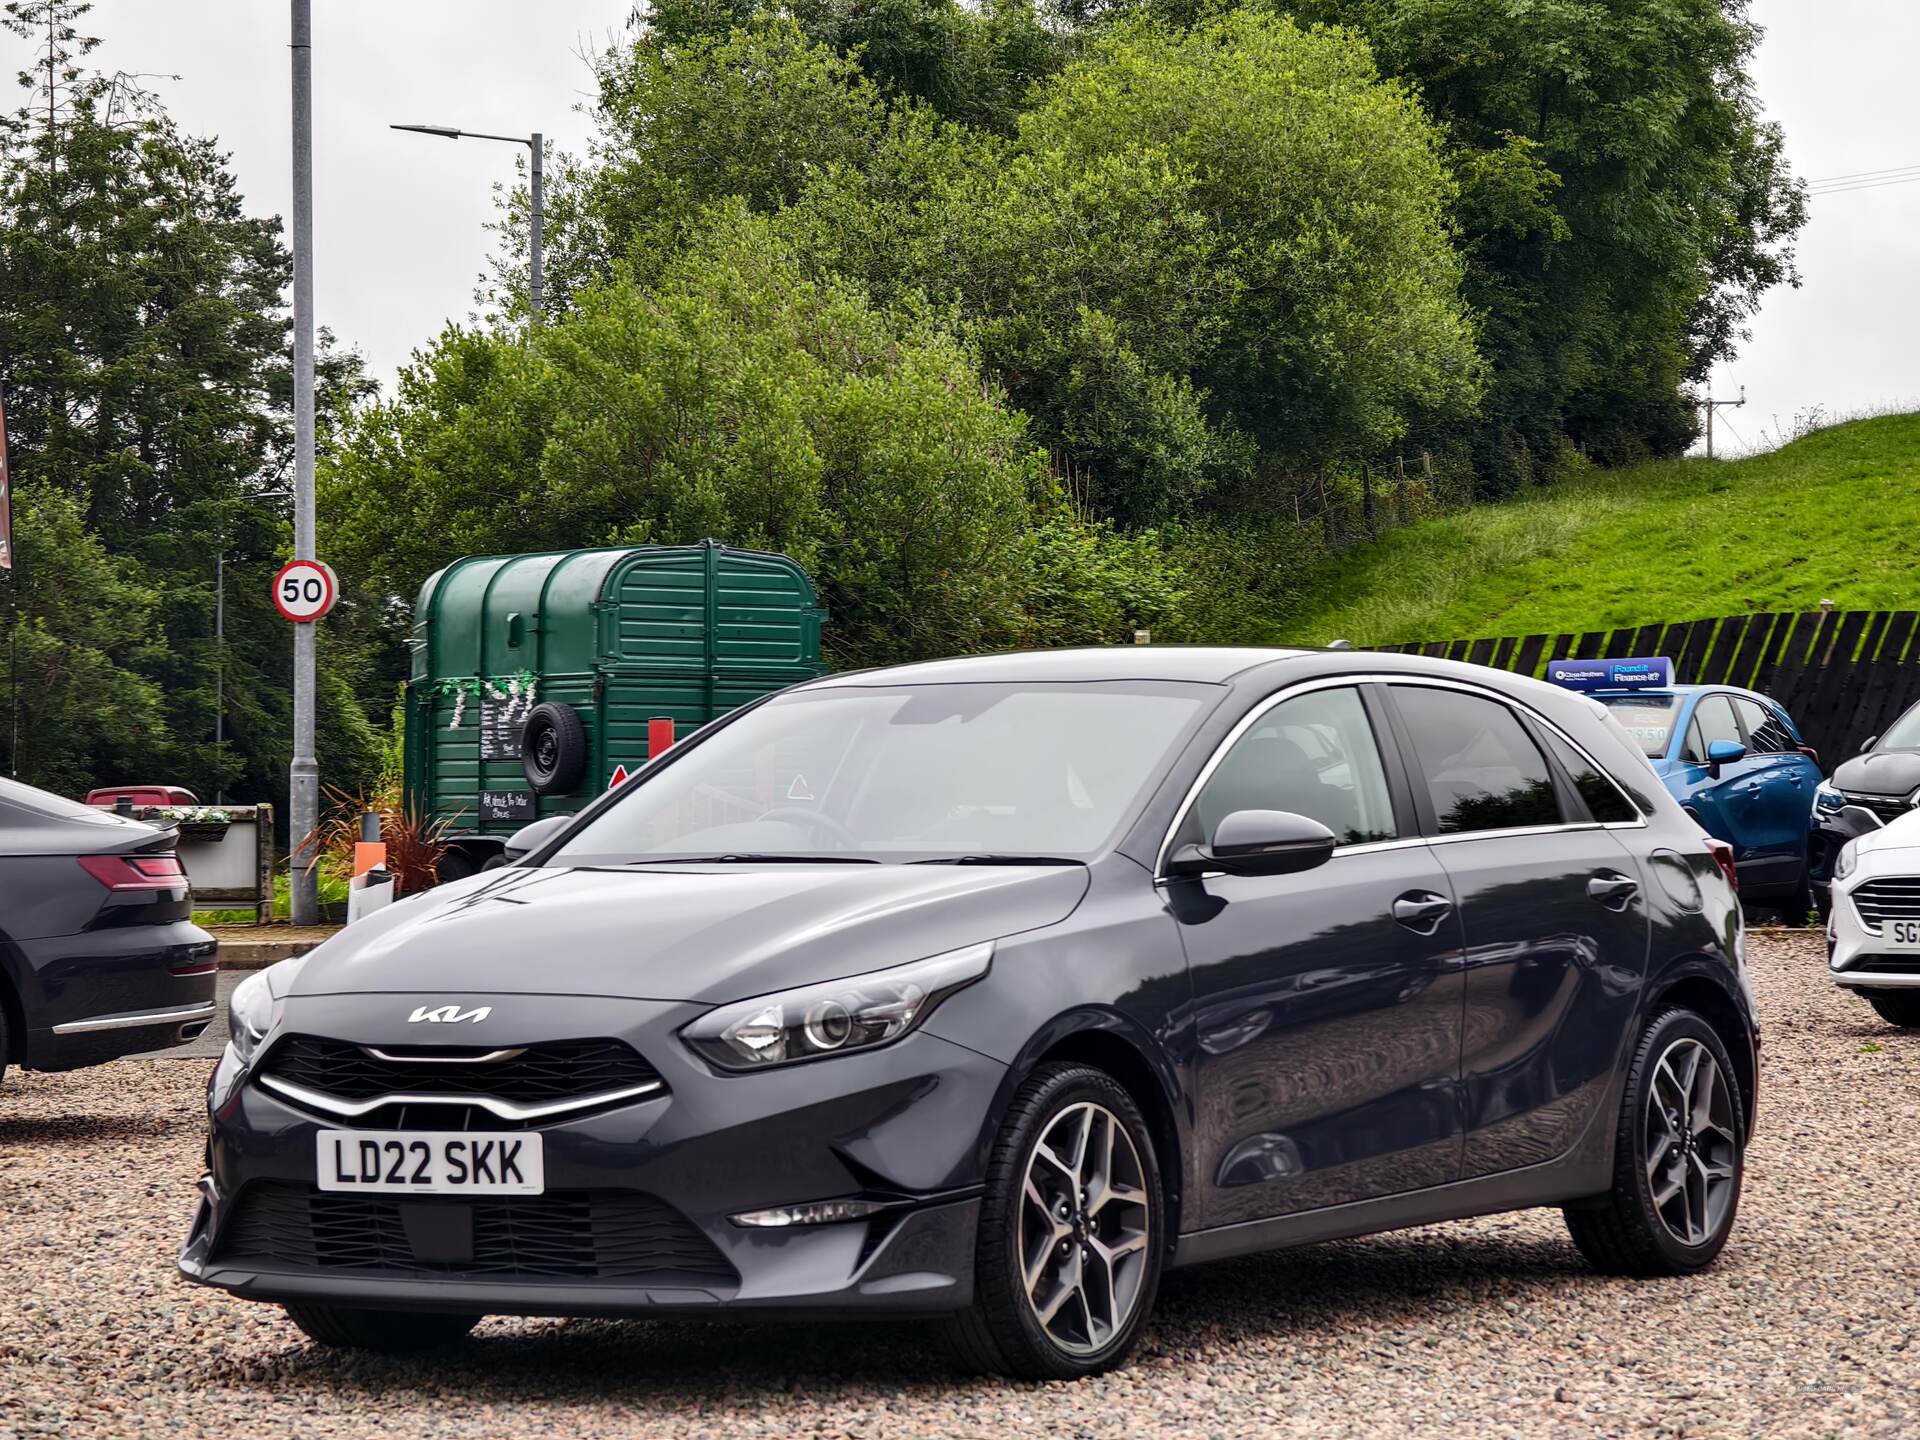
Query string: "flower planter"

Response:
xmin=177 ymin=822 xmax=231 ymax=843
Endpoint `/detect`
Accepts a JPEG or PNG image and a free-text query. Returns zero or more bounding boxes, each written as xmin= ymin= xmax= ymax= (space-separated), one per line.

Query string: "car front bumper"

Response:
xmin=177 ymin=993 xmax=1005 ymax=1320
xmin=1827 ymin=864 xmax=1920 ymax=988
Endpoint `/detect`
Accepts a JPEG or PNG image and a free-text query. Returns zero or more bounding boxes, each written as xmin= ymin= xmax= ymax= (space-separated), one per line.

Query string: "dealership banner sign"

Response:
xmin=1545 ymin=656 xmax=1674 ymax=692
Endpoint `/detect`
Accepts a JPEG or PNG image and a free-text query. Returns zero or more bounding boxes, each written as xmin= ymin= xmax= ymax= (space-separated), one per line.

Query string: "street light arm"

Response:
xmin=390 ymin=122 xmax=534 ymax=148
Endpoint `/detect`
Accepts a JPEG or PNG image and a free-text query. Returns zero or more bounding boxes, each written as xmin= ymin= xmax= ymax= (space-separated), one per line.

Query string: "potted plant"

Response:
xmin=154 ymin=805 xmax=233 ymax=843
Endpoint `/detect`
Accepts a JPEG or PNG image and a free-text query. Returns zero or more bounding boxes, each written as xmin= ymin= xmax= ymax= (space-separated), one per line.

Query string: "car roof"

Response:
xmin=806 ymin=646 xmax=1311 ymax=687
xmin=1590 ymin=683 xmax=1785 ymax=706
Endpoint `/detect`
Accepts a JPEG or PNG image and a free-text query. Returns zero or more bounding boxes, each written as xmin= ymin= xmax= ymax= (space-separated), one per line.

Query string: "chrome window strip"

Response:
xmin=256 ymin=1072 xmax=664 ymax=1122
xmin=1153 ymin=672 xmax=1647 ymax=879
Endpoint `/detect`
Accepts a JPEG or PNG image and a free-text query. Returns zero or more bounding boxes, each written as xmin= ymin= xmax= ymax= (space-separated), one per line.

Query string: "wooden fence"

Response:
xmin=1374 ymin=610 xmax=1920 ymax=767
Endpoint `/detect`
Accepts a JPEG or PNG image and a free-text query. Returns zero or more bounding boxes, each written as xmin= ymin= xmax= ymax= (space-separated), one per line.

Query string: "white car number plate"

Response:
xmin=1890 ymin=920 xmax=1920 ymax=948
xmin=316 ymin=1130 xmax=544 ymax=1195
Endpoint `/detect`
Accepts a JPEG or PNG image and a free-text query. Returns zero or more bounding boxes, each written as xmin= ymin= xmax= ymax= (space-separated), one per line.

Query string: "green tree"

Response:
xmin=1259 ymin=0 xmax=1807 ymax=476
xmin=325 ymin=207 xmax=1049 ymax=668
xmin=0 ymin=0 xmax=383 ymax=799
xmin=787 ymin=12 xmax=1480 ymax=521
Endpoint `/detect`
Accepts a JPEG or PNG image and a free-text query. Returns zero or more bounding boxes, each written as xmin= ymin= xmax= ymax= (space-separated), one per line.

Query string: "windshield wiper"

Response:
xmin=909 ymin=854 xmax=1085 ymax=866
xmin=625 ymin=853 xmax=882 ymax=865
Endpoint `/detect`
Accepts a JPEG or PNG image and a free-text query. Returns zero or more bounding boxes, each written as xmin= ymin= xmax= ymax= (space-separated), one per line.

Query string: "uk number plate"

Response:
xmin=1890 ymin=920 xmax=1920 ymax=948
xmin=315 ymin=1130 xmax=544 ymax=1195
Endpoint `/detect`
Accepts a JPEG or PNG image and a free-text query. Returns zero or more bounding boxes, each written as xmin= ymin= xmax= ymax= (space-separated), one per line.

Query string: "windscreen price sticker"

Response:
xmin=272 ymin=559 xmax=339 ymax=623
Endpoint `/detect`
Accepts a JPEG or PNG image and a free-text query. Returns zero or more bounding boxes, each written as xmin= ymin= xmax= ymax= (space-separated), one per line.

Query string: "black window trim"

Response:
xmin=1153 ymin=674 xmax=1645 ymax=879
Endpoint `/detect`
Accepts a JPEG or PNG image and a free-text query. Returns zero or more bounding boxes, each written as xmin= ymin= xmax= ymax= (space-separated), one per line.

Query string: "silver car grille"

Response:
xmin=1851 ymin=878 xmax=1920 ymax=931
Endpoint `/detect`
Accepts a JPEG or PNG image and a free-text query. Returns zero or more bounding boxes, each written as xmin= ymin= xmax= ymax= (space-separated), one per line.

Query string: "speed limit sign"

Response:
xmin=272 ymin=559 xmax=339 ymax=623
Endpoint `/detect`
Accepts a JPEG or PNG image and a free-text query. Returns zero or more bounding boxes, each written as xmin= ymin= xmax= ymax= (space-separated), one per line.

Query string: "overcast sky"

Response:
xmin=14 ymin=1 xmax=1920 ymax=455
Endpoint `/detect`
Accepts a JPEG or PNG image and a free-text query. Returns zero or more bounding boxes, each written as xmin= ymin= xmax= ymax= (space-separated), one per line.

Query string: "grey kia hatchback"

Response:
xmin=179 ymin=648 xmax=1758 ymax=1378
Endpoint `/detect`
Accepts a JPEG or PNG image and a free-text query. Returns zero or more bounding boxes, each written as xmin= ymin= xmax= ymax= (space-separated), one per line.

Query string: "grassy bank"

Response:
xmin=1270 ymin=414 xmax=1920 ymax=647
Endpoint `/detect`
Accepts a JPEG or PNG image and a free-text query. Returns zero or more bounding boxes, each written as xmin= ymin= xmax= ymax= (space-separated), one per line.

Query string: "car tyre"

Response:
xmin=1779 ymin=859 xmax=1814 ymax=928
xmin=1563 ymin=1007 xmax=1746 ymax=1277
xmin=521 ymin=701 xmax=589 ymax=797
xmin=1863 ymin=989 xmax=1920 ymax=1028
xmin=435 ymin=847 xmax=478 ymax=885
xmin=0 ymin=996 xmax=9 ymax=1089
xmin=283 ymin=1303 xmax=480 ymax=1352
xmin=942 ymin=1062 xmax=1164 ymax=1381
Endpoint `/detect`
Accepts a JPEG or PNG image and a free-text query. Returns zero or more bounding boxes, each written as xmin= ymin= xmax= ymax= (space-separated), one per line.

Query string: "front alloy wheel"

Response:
xmin=945 ymin=1062 xmax=1164 ymax=1379
xmin=1019 ymin=1101 xmax=1153 ymax=1356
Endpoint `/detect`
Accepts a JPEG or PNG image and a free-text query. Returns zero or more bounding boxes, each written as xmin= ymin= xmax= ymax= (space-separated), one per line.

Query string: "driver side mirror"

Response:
xmin=1706 ymin=738 xmax=1746 ymax=778
xmin=1166 ymin=809 xmax=1339 ymax=880
xmin=502 ymin=812 xmax=575 ymax=863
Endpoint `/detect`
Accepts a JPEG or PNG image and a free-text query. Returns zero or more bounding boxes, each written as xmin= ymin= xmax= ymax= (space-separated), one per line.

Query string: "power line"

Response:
xmin=1810 ymin=175 xmax=1920 ymax=197
xmin=1716 ymin=409 xmax=1755 ymax=454
xmin=1806 ymin=161 xmax=1920 ymax=186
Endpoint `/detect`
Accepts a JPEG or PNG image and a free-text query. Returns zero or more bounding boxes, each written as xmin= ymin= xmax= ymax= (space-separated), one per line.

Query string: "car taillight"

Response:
xmin=1703 ymin=837 xmax=1739 ymax=893
xmin=1798 ymin=745 xmax=1820 ymax=767
xmin=79 ymin=853 xmax=186 ymax=892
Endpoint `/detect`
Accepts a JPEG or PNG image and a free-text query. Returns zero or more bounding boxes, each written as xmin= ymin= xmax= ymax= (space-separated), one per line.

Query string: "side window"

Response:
xmin=1734 ymin=698 xmax=1793 ymax=755
xmin=1689 ymin=694 xmax=1744 ymax=762
xmin=1397 ymin=687 xmax=1562 ymax=834
xmin=1541 ymin=731 xmax=1639 ymax=824
xmin=1189 ymin=687 xmax=1398 ymax=847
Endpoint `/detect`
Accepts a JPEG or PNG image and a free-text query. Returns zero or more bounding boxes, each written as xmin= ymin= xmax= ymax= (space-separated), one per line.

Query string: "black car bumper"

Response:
xmin=178 ymin=1002 xmax=1004 ymax=1320
xmin=17 ymin=921 xmax=217 ymax=1070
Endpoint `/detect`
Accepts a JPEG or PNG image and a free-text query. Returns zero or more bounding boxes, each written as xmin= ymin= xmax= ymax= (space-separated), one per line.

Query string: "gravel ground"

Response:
xmin=3 ymin=930 xmax=1917 ymax=1439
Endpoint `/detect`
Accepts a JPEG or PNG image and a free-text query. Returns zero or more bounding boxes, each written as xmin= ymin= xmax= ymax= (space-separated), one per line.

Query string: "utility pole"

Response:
xmin=289 ymin=0 xmax=319 ymax=923
xmin=390 ymin=123 xmax=545 ymax=322
xmin=1702 ymin=385 xmax=1746 ymax=461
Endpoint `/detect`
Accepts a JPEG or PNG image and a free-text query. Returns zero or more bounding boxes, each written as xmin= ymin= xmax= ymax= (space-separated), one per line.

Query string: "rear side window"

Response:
xmin=1734 ymin=698 xmax=1795 ymax=755
xmin=1541 ymin=731 xmax=1639 ymax=824
xmin=1682 ymin=694 xmax=1743 ymax=764
xmin=1396 ymin=688 xmax=1562 ymax=834
xmin=1188 ymin=686 xmax=1398 ymax=847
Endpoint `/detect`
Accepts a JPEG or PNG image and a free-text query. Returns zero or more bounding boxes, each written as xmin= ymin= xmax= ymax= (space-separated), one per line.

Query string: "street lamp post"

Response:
xmin=289 ymin=0 xmax=319 ymax=925
xmin=390 ymin=123 xmax=544 ymax=322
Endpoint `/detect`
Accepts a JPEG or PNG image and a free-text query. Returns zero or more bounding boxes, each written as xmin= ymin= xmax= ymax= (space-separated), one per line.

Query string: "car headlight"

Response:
xmin=1814 ymin=780 xmax=1846 ymax=816
xmin=681 ymin=942 xmax=993 ymax=1071
xmin=1835 ymin=840 xmax=1859 ymax=883
xmin=228 ymin=956 xmax=305 ymax=1065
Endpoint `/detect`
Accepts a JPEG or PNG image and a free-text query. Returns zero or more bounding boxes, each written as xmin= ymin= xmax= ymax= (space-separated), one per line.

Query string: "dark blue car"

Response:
xmin=1592 ymin=684 xmax=1820 ymax=909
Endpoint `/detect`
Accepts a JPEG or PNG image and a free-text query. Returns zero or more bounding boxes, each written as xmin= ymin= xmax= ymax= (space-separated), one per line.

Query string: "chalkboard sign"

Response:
xmin=478 ymin=698 xmax=526 ymax=762
xmin=479 ymin=789 xmax=535 ymax=824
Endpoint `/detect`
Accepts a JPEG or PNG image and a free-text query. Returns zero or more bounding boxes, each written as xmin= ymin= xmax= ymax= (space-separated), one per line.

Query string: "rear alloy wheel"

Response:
xmin=1863 ymin=989 xmax=1920 ymax=1028
xmin=943 ymin=1063 xmax=1163 ymax=1379
xmin=1564 ymin=1008 xmax=1745 ymax=1276
xmin=283 ymin=1303 xmax=480 ymax=1353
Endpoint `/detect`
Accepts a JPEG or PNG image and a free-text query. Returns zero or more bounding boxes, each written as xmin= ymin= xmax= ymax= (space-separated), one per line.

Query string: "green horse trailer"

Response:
xmin=404 ymin=540 xmax=826 ymax=878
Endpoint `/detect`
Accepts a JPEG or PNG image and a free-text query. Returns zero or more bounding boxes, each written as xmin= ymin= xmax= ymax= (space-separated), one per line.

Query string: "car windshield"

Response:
xmin=1597 ymin=695 xmax=1681 ymax=758
xmin=1878 ymin=703 xmax=1920 ymax=751
xmin=550 ymin=681 xmax=1214 ymax=863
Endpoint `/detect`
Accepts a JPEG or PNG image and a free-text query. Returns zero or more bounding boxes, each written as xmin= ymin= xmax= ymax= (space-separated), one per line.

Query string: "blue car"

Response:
xmin=1591 ymin=684 xmax=1821 ymax=910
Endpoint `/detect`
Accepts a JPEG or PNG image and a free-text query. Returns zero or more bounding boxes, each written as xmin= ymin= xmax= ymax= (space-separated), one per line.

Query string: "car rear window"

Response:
xmin=1396 ymin=687 xmax=1562 ymax=834
xmin=1596 ymin=695 xmax=1680 ymax=758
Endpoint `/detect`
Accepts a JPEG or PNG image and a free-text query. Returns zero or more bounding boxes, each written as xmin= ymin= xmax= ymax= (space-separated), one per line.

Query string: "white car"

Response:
xmin=1827 ymin=804 xmax=1920 ymax=1027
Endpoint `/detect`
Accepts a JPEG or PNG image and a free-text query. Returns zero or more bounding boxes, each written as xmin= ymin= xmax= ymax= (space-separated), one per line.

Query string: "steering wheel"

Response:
xmin=755 ymin=806 xmax=859 ymax=847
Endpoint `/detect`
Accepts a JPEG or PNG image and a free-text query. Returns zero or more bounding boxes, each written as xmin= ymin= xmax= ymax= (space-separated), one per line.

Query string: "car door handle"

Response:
xmin=1587 ymin=872 xmax=1639 ymax=909
xmin=1787 ymin=773 xmax=1804 ymax=787
xmin=1392 ymin=891 xmax=1453 ymax=935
